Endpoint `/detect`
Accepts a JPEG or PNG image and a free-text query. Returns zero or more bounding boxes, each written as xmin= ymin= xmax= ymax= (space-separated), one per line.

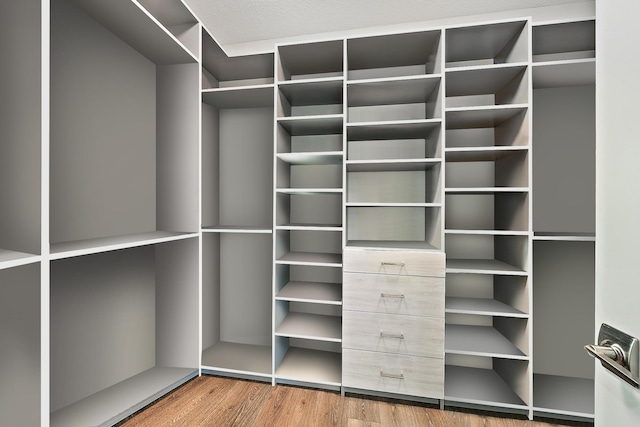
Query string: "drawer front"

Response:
xmin=343 ymin=272 xmax=444 ymax=316
xmin=343 ymin=349 xmax=443 ymax=399
xmin=343 ymin=311 xmax=444 ymax=358
xmin=343 ymin=248 xmax=445 ymax=277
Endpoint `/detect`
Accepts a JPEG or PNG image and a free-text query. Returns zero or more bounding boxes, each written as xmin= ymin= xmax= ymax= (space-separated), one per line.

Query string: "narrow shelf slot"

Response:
xmin=346 ymin=159 xmax=441 ymax=172
xmin=275 ymin=347 xmax=342 ymax=386
xmin=201 ymin=342 xmax=272 ymax=377
xmin=346 ymin=240 xmax=439 ymax=251
xmin=202 ymin=85 xmax=274 ymax=108
xmin=533 ymin=374 xmax=594 ymax=418
xmin=445 ymin=297 xmax=527 ymax=318
xmin=348 ymin=76 xmax=441 ymax=107
xmin=446 ymin=105 xmax=528 ymax=129
xmin=532 ymin=59 xmax=595 ymax=89
xmin=276 ymin=312 xmax=342 ymax=342
xmin=277 ymin=152 xmax=343 ymax=165
xmin=446 ymin=259 xmax=526 ymax=275
xmin=50 ymin=231 xmax=197 ymax=260
xmin=532 ymin=20 xmax=595 ymax=63
xmin=445 ymin=365 xmax=527 ymax=409
xmin=445 ymin=146 xmax=528 ymax=162
xmin=276 ymin=252 xmax=343 ymax=266
xmin=202 ymin=226 xmax=272 ymax=234
xmin=445 ymin=188 xmax=529 ymax=193
xmin=445 ymin=324 xmax=527 ymax=359
xmin=276 ymin=281 xmax=342 ymax=305
xmin=347 ymin=119 xmax=441 ymax=141
xmin=278 ymin=115 xmax=344 ymax=135
xmin=50 ymin=367 xmax=196 ymax=427
xmin=533 ymin=232 xmax=595 ymax=241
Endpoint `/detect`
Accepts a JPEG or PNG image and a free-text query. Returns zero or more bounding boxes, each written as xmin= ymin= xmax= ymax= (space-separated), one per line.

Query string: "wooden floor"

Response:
xmin=118 ymin=376 xmax=590 ymax=427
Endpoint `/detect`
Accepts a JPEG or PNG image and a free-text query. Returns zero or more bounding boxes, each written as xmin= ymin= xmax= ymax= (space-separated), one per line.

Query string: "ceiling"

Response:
xmin=184 ymin=0 xmax=585 ymax=49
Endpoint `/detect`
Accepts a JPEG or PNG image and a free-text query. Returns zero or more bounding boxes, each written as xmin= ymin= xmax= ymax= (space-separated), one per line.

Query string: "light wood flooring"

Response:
xmin=118 ymin=375 xmax=591 ymax=427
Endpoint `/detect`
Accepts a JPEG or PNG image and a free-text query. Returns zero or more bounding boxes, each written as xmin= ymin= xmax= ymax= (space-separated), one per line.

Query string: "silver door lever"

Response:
xmin=585 ymin=323 xmax=640 ymax=388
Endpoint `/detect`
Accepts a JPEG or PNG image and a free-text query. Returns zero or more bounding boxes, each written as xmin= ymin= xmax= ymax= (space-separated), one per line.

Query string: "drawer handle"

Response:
xmin=381 ymin=261 xmax=405 ymax=267
xmin=380 ymin=370 xmax=404 ymax=380
xmin=380 ymin=292 xmax=405 ymax=299
xmin=380 ymin=331 xmax=404 ymax=340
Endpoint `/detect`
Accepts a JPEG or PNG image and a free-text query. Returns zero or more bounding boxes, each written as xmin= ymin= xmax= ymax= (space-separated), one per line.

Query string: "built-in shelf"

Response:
xmin=277 ymin=152 xmax=343 ymax=165
xmin=533 ymin=232 xmax=595 ymax=242
xmin=73 ymin=0 xmax=197 ymax=65
xmin=276 ymin=224 xmax=342 ymax=231
xmin=446 ymin=64 xmax=528 ymax=102
xmin=445 ymin=365 xmax=527 ymax=409
xmin=201 ymin=342 xmax=272 ymax=377
xmin=347 ymin=75 xmax=441 ymax=107
xmin=347 ymin=203 xmax=442 ymax=208
xmin=532 ymin=59 xmax=595 ymax=89
xmin=202 ymin=85 xmax=274 ymax=108
xmin=278 ymin=115 xmax=344 ymax=135
xmin=50 ymin=231 xmax=198 ymax=260
xmin=347 ymin=240 xmax=440 ymax=250
xmin=445 ymin=146 xmax=528 ymax=162
xmin=347 ymin=119 xmax=441 ymax=140
xmin=445 ymin=230 xmax=528 ymax=236
xmin=50 ymin=367 xmax=197 ymax=427
xmin=276 ymin=188 xmax=343 ymax=195
xmin=276 ymin=312 xmax=342 ymax=342
xmin=275 ymin=347 xmax=342 ymax=386
xmin=533 ymin=374 xmax=594 ymax=419
xmin=276 ymin=251 xmax=343 ymax=266
xmin=446 ymin=297 xmax=527 ymax=318
xmin=445 ymin=324 xmax=527 ymax=359
xmin=346 ymin=159 xmax=441 ymax=172
xmin=446 ymin=259 xmax=527 ymax=275
xmin=278 ymin=78 xmax=343 ymax=111
xmin=202 ymin=226 xmax=272 ymax=234
xmin=445 ymin=187 xmax=529 ymax=193
xmin=446 ymin=105 xmax=528 ymax=129
xmin=276 ymin=281 xmax=342 ymax=305
xmin=532 ymin=19 xmax=595 ymax=63
xmin=0 ymin=249 xmax=40 ymax=270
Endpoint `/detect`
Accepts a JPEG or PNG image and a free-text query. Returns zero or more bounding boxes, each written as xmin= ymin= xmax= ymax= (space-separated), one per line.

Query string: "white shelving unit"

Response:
xmin=274 ymin=39 xmax=345 ymax=389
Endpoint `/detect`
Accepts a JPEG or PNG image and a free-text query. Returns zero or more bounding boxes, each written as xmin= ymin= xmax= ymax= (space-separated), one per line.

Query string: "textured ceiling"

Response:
xmin=184 ymin=0 xmax=585 ymax=47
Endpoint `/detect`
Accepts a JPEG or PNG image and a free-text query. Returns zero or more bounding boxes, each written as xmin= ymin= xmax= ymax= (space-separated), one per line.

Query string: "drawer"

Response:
xmin=343 ymin=272 xmax=444 ymax=316
xmin=343 ymin=311 xmax=444 ymax=358
xmin=343 ymin=349 xmax=443 ymax=399
xmin=343 ymin=248 xmax=445 ymax=277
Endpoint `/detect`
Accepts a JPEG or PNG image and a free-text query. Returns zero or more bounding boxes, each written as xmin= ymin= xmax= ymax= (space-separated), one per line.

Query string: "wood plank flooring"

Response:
xmin=117 ymin=376 xmax=590 ymax=427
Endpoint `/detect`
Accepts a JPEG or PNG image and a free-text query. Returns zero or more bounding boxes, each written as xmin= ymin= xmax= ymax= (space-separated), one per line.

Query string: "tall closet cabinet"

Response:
xmin=0 ymin=1 xmax=595 ymax=425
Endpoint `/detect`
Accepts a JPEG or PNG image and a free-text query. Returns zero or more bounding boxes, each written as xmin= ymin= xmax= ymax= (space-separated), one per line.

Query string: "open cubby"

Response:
xmin=276 ymin=161 xmax=343 ymax=190
xmin=533 ymin=20 xmax=595 ymax=63
xmin=201 ymin=232 xmax=273 ymax=378
xmin=446 ymin=273 xmax=528 ymax=318
xmin=347 ymin=76 xmax=442 ymax=122
xmin=137 ymin=0 xmax=200 ymax=59
xmin=445 ymin=150 xmax=528 ymax=190
xmin=348 ymin=125 xmax=441 ymax=160
xmin=445 ymin=20 xmax=529 ymax=68
xmin=446 ymin=65 xmax=528 ymax=109
xmin=276 ymin=230 xmax=343 ymax=266
xmin=446 ymin=234 xmax=529 ymax=275
xmin=50 ymin=0 xmax=199 ymax=255
xmin=0 ymin=1 xmax=42 ymax=264
xmin=346 ymin=206 xmax=442 ymax=250
xmin=0 ymin=264 xmax=40 ymax=427
xmin=445 ymin=192 xmax=529 ymax=232
xmin=278 ymin=79 xmax=343 ymax=118
xmin=275 ymin=264 xmax=342 ymax=305
xmin=445 ymin=317 xmax=529 ymax=360
xmin=533 ymin=240 xmax=594 ymax=419
xmin=202 ymin=101 xmax=273 ymax=231
xmin=276 ymin=192 xmax=342 ymax=229
xmin=533 ymin=85 xmax=595 ymax=236
xmin=277 ymin=40 xmax=344 ymax=81
xmin=202 ymin=28 xmax=273 ymax=88
xmin=347 ymin=30 xmax=442 ymax=80
xmin=50 ymin=239 xmax=199 ymax=427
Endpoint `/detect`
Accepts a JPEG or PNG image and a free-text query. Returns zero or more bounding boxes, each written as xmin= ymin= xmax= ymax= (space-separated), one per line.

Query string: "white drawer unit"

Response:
xmin=343 ymin=247 xmax=446 ymax=277
xmin=343 ymin=272 xmax=444 ymax=315
xmin=343 ymin=349 xmax=444 ymax=399
xmin=343 ymin=311 xmax=444 ymax=358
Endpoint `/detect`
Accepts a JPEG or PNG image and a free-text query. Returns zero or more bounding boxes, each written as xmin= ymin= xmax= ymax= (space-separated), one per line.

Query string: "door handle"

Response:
xmin=585 ymin=323 xmax=640 ymax=388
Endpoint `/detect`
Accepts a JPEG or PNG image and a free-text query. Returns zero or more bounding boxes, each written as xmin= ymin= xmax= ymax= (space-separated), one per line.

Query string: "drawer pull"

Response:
xmin=380 ymin=331 xmax=404 ymax=340
xmin=380 ymin=370 xmax=404 ymax=380
xmin=381 ymin=261 xmax=405 ymax=267
xmin=380 ymin=292 xmax=405 ymax=299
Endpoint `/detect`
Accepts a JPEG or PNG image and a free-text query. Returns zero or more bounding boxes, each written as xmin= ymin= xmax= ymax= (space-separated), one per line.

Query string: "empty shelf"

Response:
xmin=445 ymin=365 xmax=527 ymax=409
xmin=347 ymin=75 xmax=441 ymax=106
xmin=276 ymin=251 xmax=342 ymax=266
xmin=276 ymin=224 xmax=342 ymax=231
xmin=201 ymin=342 xmax=272 ymax=377
xmin=446 ymin=297 xmax=527 ymax=318
xmin=278 ymin=115 xmax=343 ymax=135
xmin=347 ymin=240 xmax=439 ymax=251
xmin=275 ymin=312 xmax=342 ymax=342
xmin=446 ymin=105 xmax=528 ymax=129
xmin=203 ymin=226 xmax=272 ymax=234
xmin=50 ymin=231 xmax=198 ymax=260
xmin=533 ymin=374 xmax=594 ymax=418
xmin=445 ymin=187 xmax=529 ymax=194
xmin=347 ymin=119 xmax=441 ymax=140
xmin=533 ymin=59 xmax=595 ymax=89
xmin=533 ymin=232 xmax=595 ymax=242
xmin=50 ymin=367 xmax=197 ymax=427
xmin=346 ymin=159 xmax=441 ymax=172
xmin=446 ymin=64 xmax=527 ymax=97
xmin=445 ymin=230 xmax=528 ymax=236
xmin=276 ymin=281 xmax=342 ymax=305
xmin=0 ymin=249 xmax=39 ymax=270
xmin=277 ymin=152 xmax=343 ymax=165
xmin=445 ymin=146 xmax=528 ymax=162
xmin=278 ymin=78 xmax=343 ymax=106
xmin=445 ymin=324 xmax=527 ymax=359
xmin=202 ymin=85 xmax=274 ymax=108
xmin=275 ymin=347 xmax=341 ymax=386
xmin=446 ymin=259 xmax=527 ymax=275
